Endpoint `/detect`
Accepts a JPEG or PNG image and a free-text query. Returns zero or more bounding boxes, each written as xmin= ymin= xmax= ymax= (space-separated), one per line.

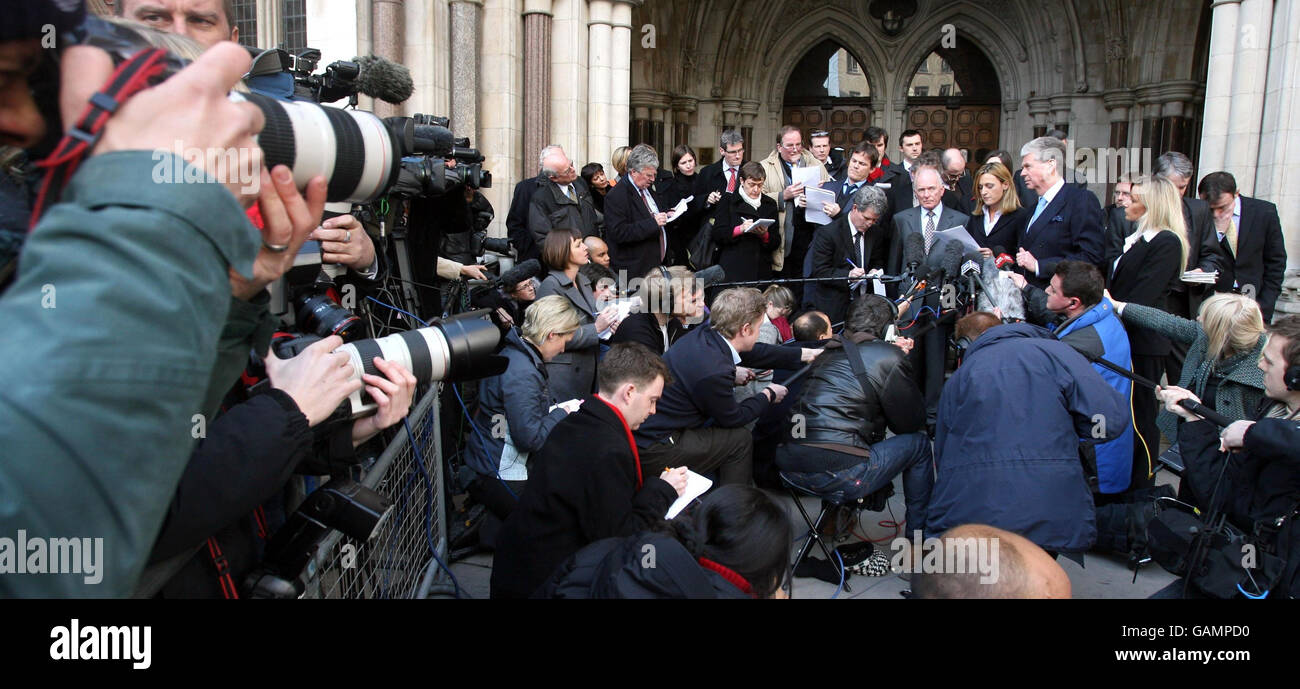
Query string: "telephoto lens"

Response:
xmin=236 ymin=92 xmax=415 ymax=203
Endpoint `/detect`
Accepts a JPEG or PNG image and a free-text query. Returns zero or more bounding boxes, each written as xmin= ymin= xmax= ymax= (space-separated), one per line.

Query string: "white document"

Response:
xmin=793 ymin=165 xmax=822 ymax=189
xmin=666 ymin=196 xmax=693 ymax=221
xmin=746 ymin=218 xmax=776 ymax=233
xmin=804 ymin=187 xmax=836 ymax=225
xmin=665 ymin=470 xmax=713 ymax=519
xmin=548 ymin=399 xmax=583 ymax=413
xmin=934 ymin=225 xmax=982 ymax=255
xmin=597 ymin=297 xmax=640 ymax=340
xmin=1180 ymin=270 xmax=1219 ymax=284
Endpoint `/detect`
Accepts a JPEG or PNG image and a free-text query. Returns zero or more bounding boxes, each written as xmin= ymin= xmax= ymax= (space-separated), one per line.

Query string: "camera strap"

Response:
xmin=29 ymin=48 xmax=169 ymax=230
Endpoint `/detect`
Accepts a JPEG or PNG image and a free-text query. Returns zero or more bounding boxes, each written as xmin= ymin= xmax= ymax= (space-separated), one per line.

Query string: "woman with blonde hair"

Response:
xmin=1106 ymin=175 xmax=1192 ymax=488
xmin=1109 ymin=292 xmax=1268 ymax=480
xmin=610 ymin=146 xmax=631 ymax=184
xmin=965 ymin=161 xmax=1027 ymax=258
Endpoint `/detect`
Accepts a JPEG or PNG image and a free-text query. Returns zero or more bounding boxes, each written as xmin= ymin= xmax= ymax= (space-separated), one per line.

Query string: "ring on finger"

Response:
xmin=345 ymin=230 xmax=352 ymax=243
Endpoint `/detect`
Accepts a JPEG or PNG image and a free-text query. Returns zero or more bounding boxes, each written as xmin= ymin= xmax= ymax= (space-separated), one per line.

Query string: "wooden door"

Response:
xmin=905 ymin=103 xmax=1000 ymax=172
xmin=783 ymin=103 xmax=873 ymax=151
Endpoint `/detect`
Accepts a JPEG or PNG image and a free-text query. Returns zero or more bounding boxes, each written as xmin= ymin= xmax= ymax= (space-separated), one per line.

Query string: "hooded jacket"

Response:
xmin=927 ymin=322 xmax=1129 ymax=552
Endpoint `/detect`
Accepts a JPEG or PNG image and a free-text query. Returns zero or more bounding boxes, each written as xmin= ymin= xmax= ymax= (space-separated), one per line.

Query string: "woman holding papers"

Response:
xmin=664 ymin=145 xmax=703 ymax=265
xmin=966 ymin=161 xmax=1027 ymax=258
xmin=1106 ymin=175 xmax=1189 ymax=489
xmin=709 ymin=161 xmax=780 ymax=283
xmin=538 ymin=228 xmax=624 ymax=402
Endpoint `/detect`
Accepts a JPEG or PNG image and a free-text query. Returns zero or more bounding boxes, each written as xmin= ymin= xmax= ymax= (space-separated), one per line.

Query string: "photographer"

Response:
xmin=1143 ymin=316 xmax=1300 ymax=598
xmin=0 ymin=10 xmax=307 ymax=594
xmin=776 ymin=294 xmax=931 ymax=526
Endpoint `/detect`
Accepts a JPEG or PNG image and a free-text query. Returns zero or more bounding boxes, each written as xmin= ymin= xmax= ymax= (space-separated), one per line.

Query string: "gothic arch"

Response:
xmin=886 ymin=8 xmax=1029 ymax=110
xmin=751 ymin=10 xmax=891 ymax=116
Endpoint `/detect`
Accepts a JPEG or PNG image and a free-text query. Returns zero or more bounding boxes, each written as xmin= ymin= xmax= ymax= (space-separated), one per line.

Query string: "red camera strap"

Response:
xmin=29 ymin=48 xmax=169 ymax=230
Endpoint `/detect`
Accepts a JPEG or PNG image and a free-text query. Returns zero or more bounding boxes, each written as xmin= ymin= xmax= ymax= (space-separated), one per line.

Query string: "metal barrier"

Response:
xmin=300 ymin=384 xmax=453 ymax=599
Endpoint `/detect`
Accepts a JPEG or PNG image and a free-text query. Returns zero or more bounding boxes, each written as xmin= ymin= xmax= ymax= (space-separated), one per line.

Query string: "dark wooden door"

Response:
xmin=905 ymin=102 xmax=1000 ymax=172
xmin=783 ymin=103 xmax=873 ymax=151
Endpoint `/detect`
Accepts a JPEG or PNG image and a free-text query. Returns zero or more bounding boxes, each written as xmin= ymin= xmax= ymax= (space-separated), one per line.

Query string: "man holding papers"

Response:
xmin=760 ymin=126 xmax=831 ymax=289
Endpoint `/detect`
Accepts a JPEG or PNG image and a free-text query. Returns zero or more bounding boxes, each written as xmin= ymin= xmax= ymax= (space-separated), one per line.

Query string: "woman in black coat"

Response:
xmin=709 ymin=161 xmax=780 ymax=282
xmin=663 ymin=145 xmax=702 ymax=266
xmin=1108 ymin=175 xmax=1188 ymax=490
xmin=966 ymin=161 xmax=1027 ymax=259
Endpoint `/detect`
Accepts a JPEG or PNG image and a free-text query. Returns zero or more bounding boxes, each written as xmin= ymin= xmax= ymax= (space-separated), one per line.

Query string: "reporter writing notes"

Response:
xmin=709 ymin=162 xmax=780 ymax=283
xmin=537 ymin=228 xmax=621 ymax=402
xmin=634 ymin=288 xmax=822 ymax=485
xmin=608 ymin=266 xmax=705 ymax=356
xmin=1107 ymin=176 xmax=1188 ymax=489
xmin=491 ymin=343 xmax=683 ymax=598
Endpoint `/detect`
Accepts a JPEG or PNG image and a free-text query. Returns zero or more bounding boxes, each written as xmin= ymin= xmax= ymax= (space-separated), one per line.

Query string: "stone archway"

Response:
xmin=901 ymin=37 xmax=1001 ymax=172
xmin=780 ymin=40 xmax=877 ymax=154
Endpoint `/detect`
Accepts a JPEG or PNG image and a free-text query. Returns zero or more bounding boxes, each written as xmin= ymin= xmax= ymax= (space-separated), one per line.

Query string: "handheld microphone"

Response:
xmin=939 ymin=241 xmax=964 ymax=281
xmin=353 ymin=55 xmax=415 ymax=104
xmin=992 ymin=245 xmax=1014 ymax=270
xmin=902 ymin=232 xmax=926 ymax=275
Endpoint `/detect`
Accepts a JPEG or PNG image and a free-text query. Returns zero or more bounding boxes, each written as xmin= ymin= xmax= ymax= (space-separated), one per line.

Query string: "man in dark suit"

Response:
xmin=820 ymin=141 xmax=881 ymax=208
xmin=1015 ymin=130 xmax=1087 ymax=209
xmin=605 ymin=144 xmax=670 ymax=284
xmin=1154 ymin=151 xmax=1227 ymax=382
xmin=1198 ymin=171 xmax=1288 ymax=322
xmin=692 ymin=129 xmax=746 ymax=216
xmin=1015 ymin=136 xmax=1105 ymax=289
xmin=810 ymin=185 xmax=890 ymax=324
xmin=889 ymin=167 xmax=970 ymax=423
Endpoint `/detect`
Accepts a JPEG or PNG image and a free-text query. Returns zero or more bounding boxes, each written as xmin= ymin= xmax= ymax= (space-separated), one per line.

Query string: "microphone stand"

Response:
xmin=712 ymin=274 xmax=906 ymax=289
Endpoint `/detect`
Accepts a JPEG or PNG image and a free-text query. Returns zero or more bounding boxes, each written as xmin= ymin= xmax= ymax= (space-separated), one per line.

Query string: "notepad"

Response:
xmin=665 ymin=470 xmax=712 ymax=519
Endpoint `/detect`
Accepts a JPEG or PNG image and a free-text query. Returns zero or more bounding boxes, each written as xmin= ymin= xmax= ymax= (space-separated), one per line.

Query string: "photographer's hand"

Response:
xmin=61 ymin=42 xmax=268 ymax=207
xmin=229 ymin=165 xmax=328 ymax=300
xmin=265 ymin=335 xmax=362 ymax=426
xmin=311 ymin=214 xmax=375 ymax=270
xmin=352 ymin=357 xmax=419 ymax=447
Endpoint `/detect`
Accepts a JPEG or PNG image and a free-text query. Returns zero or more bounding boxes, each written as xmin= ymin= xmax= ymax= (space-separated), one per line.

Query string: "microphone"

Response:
xmin=694 ymin=264 xmax=727 ymax=288
xmin=978 ymin=254 xmax=1026 ymax=319
xmin=992 ymin=245 xmax=1014 ymax=270
xmin=353 ymin=55 xmax=415 ymax=104
xmin=496 ymin=258 xmax=543 ymax=289
xmin=902 ymin=232 xmax=926 ymax=275
xmin=939 ymin=241 xmax=964 ymax=280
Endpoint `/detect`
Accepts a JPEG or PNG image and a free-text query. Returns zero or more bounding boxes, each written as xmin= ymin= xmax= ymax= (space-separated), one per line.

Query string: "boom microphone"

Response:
xmin=353 ymin=55 xmax=414 ymax=104
xmin=978 ymin=255 xmax=1025 ymax=319
xmin=496 ymin=258 xmax=543 ymax=288
xmin=939 ymin=241 xmax=964 ymax=279
xmin=902 ymin=232 xmax=926 ymax=274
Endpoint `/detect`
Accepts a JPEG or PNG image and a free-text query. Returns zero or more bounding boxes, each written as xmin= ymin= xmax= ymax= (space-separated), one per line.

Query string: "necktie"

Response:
xmin=924 ymin=210 xmax=936 ymax=253
xmin=1028 ymin=195 xmax=1048 ymax=231
xmin=853 ymin=231 xmax=866 ymax=297
xmin=564 ymin=184 xmax=575 ymax=202
xmin=1225 ymin=217 xmax=1238 ymax=257
xmin=726 ymin=167 xmax=737 ymax=193
xmin=844 ymin=182 xmax=859 ymax=205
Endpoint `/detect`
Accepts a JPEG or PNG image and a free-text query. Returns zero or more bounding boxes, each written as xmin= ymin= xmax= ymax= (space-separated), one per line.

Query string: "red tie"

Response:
xmin=726 ymin=167 xmax=737 ymax=193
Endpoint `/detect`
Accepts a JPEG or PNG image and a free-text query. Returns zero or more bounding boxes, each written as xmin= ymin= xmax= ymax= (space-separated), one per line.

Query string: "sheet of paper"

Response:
xmin=665 ymin=470 xmax=713 ymax=519
xmin=804 ymin=187 xmax=835 ymax=225
xmin=934 ymin=225 xmax=982 ymax=255
xmin=792 ymin=165 xmax=822 ymax=189
xmin=548 ymin=399 xmax=583 ymax=413
xmin=1180 ymin=270 xmax=1219 ymax=284
xmin=666 ymin=196 xmax=693 ymax=221
xmin=746 ymin=218 xmax=776 ymax=233
xmin=597 ymin=297 xmax=640 ymax=340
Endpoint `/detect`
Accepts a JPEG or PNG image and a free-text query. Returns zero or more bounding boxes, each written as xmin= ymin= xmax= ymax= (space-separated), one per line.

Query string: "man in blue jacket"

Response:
xmin=1015 ymin=261 xmax=1136 ymax=495
xmin=926 ymin=314 xmax=1129 ymax=553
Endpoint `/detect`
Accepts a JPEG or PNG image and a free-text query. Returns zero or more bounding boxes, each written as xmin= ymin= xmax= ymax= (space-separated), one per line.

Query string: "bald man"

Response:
xmin=117 ymin=0 xmax=237 ymax=49
xmin=583 ymin=236 xmax=611 ymax=269
xmin=911 ymin=524 xmax=1071 ymax=599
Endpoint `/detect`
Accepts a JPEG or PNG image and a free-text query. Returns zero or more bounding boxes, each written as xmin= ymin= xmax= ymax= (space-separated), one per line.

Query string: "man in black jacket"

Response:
xmin=506 ymin=164 xmax=547 ymax=262
xmin=1015 ymin=136 xmax=1105 ymax=289
xmin=810 ymin=184 xmax=890 ymax=324
xmin=490 ymin=343 xmax=687 ymax=598
xmin=1197 ymin=171 xmax=1287 ymax=322
xmin=605 ymin=144 xmax=670 ymax=284
xmin=776 ymin=295 xmax=931 ymax=524
xmin=527 ymin=145 xmax=599 ymax=242
xmin=635 ymin=288 xmax=822 ymax=485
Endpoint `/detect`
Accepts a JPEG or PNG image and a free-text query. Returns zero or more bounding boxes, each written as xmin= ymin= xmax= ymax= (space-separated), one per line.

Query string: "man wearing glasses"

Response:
xmin=693 ymin=129 xmax=749 ymax=213
xmin=759 ymin=126 xmax=831 ymax=293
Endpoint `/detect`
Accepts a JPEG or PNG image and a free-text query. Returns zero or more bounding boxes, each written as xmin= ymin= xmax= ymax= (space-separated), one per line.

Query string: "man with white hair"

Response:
xmin=528 ymin=144 xmax=600 ymax=244
xmin=1015 ymin=136 xmax=1105 ymax=289
xmin=604 ymin=144 xmax=670 ymax=282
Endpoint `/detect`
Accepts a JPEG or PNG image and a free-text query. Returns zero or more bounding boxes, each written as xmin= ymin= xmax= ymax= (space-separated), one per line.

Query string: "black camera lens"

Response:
xmin=295 ymin=293 xmax=364 ymax=341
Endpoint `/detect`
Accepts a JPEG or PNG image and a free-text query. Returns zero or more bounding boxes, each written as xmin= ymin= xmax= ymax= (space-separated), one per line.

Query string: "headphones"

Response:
xmin=1286 ymin=363 xmax=1300 ymax=392
xmin=654 ymin=265 xmax=676 ymax=313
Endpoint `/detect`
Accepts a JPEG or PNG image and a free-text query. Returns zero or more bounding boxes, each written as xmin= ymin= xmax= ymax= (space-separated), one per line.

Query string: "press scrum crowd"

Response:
xmin=3 ymin=1 xmax=1299 ymax=601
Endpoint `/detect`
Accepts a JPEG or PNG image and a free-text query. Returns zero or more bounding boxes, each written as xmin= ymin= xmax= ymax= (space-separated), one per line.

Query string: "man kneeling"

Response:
xmin=776 ymin=294 xmax=933 ymax=526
